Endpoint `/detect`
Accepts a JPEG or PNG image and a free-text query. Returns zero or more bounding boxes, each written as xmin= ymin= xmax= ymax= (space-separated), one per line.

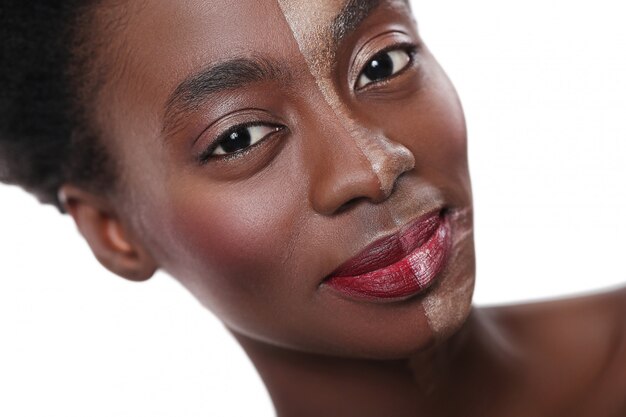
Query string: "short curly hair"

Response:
xmin=0 ymin=1 xmax=117 ymax=213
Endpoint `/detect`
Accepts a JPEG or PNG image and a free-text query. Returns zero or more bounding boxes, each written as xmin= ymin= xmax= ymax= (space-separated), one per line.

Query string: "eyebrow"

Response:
xmin=331 ymin=0 xmax=410 ymax=46
xmin=331 ymin=0 xmax=382 ymax=46
xmin=162 ymin=56 xmax=287 ymax=137
xmin=161 ymin=0 xmax=409 ymax=138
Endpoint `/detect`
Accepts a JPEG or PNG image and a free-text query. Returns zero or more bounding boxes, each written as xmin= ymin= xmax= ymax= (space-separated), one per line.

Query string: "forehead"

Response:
xmin=96 ymin=1 xmax=314 ymax=116
xmin=115 ymin=0 xmax=302 ymax=84
xmin=100 ymin=0 xmax=410 ymax=97
xmin=92 ymin=0 xmax=411 ymax=151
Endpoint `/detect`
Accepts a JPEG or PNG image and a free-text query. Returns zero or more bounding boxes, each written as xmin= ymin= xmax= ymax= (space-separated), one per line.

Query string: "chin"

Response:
xmin=268 ymin=269 xmax=476 ymax=361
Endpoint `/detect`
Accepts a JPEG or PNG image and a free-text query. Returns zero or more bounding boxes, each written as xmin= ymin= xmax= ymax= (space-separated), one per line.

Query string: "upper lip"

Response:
xmin=326 ymin=208 xmax=445 ymax=279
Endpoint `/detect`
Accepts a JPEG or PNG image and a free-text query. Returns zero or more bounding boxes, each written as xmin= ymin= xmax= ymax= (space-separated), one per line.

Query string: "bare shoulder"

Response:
xmin=485 ymin=285 xmax=626 ymax=340
xmin=485 ymin=286 xmax=626 ymax=415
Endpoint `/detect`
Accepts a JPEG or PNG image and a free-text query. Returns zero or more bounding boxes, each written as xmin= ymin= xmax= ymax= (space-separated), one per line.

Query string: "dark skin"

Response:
xmin=57 ymin=0 xmax=626 ymax=415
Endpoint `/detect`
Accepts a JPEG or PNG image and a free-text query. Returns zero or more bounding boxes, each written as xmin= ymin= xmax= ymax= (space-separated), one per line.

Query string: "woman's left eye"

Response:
xmin=357 ymin=48 xmax=413 ymax=89
xmin=212 ymin=124 xmax=280 ymax=156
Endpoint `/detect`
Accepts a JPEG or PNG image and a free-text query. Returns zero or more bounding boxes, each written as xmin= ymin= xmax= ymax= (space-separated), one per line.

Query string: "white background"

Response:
xmin=1 ymin=0 xmax=625 ymax=415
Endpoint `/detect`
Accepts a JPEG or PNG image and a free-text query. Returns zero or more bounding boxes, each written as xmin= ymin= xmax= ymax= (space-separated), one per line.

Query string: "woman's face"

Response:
xmin=94 ymin=0 xmax=474 ymax=358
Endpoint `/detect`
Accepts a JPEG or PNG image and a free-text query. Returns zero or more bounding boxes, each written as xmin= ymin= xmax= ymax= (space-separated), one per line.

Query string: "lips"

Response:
xmin=323 ymin=209 xmax=452 ymax=301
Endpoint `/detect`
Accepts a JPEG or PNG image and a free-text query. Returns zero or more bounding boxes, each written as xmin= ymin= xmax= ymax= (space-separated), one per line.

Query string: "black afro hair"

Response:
xmin=0 ymin=1 xmax=116 ymax=213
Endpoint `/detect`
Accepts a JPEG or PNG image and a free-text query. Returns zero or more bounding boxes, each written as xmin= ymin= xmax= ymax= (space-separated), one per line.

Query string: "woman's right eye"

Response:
xmin=210 ymin=124 xmax=281 ymax=157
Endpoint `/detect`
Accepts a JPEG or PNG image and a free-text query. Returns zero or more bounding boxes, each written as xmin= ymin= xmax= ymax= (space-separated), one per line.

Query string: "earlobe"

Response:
xmin=57 ymin=184 xmax=158 ymax=282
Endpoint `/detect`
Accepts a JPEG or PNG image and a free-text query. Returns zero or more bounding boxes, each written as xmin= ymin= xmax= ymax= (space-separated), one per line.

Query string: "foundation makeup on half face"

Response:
xmin=276 ymin=0 xmax=475 ymax=338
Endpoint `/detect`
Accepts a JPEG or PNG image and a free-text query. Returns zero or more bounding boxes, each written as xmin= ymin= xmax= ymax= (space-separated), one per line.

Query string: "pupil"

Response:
xmin=220 ymin=128 xmax=252 ymax=153
xmin=363 ymin=52 xmax=393 ymax=81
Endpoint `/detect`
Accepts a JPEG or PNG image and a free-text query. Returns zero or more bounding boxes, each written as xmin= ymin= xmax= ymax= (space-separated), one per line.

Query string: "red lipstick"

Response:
xmin=324 ymin=210 xmax=451 ymax=301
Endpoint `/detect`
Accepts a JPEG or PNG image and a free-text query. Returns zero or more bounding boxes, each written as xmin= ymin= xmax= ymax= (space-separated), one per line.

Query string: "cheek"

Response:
xmin=157 ymin=177 xmax=303 ymax=312
xmin=423 ymin=69 xmax=468 ymax=165
xmin=417 ymin=85 xmax=468 ymax=183
xmin=385 ymin=58 xmax=470 ymax=200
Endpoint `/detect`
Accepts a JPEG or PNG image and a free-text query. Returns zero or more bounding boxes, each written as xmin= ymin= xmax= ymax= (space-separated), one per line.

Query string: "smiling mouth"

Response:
xmin=322 ymin=209 xmax=452 ymax=302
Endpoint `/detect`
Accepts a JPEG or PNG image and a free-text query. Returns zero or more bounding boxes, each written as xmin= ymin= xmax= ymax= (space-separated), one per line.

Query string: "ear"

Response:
xmin=58 ymin=184 xmax=158 ymax=282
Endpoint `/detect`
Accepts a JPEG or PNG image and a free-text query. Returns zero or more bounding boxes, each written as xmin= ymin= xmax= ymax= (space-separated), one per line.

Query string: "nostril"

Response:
xmin=334 ymin=196 xmax=370 ymax=215
xmin=326 ymin=169 xmax=409 ymax=215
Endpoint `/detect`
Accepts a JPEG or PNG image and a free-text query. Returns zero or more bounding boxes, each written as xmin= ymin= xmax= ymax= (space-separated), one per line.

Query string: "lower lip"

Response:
xmin=324 ymin=212 xmax=452 ymax=301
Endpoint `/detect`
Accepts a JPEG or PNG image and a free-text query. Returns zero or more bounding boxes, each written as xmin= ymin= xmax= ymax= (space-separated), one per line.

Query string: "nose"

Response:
xmin=308 ymin=122 xmax=416 ymax=215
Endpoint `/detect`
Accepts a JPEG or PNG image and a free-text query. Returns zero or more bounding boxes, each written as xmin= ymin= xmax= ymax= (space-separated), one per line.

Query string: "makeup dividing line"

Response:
xmin=275 ymin=0 xmax=415 ymax=198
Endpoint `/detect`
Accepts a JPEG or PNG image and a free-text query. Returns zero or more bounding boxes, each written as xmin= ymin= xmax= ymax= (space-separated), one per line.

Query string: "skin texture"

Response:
xmin=56 ymin=0 xmax=626 ymax=415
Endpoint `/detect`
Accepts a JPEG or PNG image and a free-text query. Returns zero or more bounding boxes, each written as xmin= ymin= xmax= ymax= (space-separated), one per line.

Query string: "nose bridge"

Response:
xmin=274 ymin=0 xmax=415 ymax=214
xmin=305 ymin=106 xmax=416 ymax=215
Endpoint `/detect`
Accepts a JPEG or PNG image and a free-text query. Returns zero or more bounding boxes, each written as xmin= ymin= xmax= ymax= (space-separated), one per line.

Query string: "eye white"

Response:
xmin=357 ymin=49 xmax=412 ymax=89
xmin=213 ymin=125 xmax=278 ymax=156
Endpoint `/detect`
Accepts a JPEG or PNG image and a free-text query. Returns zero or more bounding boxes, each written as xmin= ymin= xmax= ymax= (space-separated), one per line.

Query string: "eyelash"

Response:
xmin=198 ymin=42 xmax=419 ymax=164
xmin=198 ymin=121 xmax=284 ymax=164
xmin=355 ymin=42 xmax=419 ymax=90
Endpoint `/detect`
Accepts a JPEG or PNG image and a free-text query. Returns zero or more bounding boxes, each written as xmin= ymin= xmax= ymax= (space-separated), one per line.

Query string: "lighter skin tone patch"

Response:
xmin=421 ymin=207 xmax=475 ymax=340
xmin=276 ymin=0 xmax=416 ymax=199
xmin=276 ymin=0 xmax=469 ymax=337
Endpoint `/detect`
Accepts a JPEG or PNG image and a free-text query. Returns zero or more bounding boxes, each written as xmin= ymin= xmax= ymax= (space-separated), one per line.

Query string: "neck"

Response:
xmin=231 ymin=306 xmax=524 ymax=417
